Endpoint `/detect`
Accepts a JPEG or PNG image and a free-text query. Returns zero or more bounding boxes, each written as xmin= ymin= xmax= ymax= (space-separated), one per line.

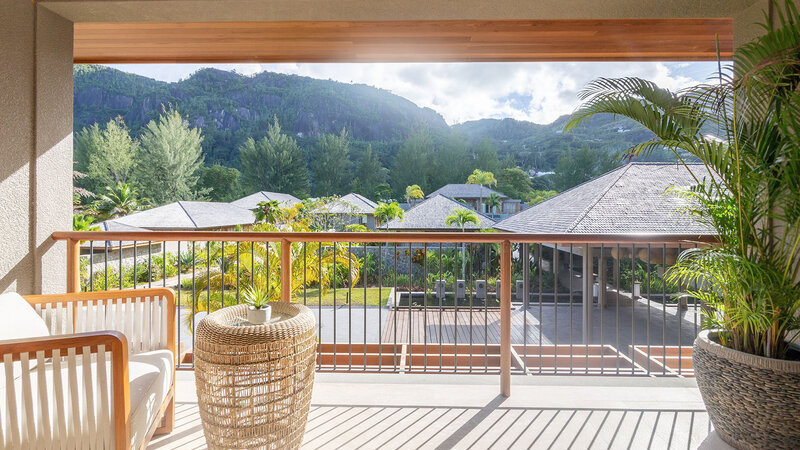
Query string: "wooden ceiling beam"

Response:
xmin=74 ymin=19 xmax=733 ymax=64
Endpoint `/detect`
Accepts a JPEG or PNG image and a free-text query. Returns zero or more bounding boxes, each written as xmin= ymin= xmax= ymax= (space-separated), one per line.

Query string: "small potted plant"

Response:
xmin=243 ymin=285 xmax=272 ymax=325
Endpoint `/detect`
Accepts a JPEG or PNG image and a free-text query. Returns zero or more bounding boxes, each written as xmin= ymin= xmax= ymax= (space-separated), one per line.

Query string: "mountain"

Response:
xmin=74 ymin=65 xmax=667 ymax=173
xmin=74 ymin=65 xmax=448 ymax=166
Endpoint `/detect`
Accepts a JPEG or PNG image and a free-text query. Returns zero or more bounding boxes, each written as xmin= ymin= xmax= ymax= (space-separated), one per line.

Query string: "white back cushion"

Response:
xmin=0 ymin=292 xmax=50 ymax=341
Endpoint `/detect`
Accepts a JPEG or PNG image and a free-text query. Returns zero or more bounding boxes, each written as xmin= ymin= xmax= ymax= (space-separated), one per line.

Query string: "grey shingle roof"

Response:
xmin=113 ymin=201 xmax=255 ymax=230
xmin=326 ymin=193 xmax=379 ymax=214
xmin=388 ymin=194 xmax=496 ymax=230
xmin=231 ymin=191 xmax=301 ymax=210
xmin=427 ymin=184 xmax=507 ymax=200
xmin=493 ymin=162 xmax=716 ymax=235
xmin=81 ymin=220 xmax=150 ymax=248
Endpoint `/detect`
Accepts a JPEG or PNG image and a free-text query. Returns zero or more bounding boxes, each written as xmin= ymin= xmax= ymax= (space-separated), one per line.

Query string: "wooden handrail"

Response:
xmin=52 ymin=230 xmax=717 ymax=245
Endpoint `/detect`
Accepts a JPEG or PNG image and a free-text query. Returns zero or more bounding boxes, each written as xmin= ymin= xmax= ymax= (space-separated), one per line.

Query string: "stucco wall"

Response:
xmin=0 ymin=1 xmax=72 ymax=294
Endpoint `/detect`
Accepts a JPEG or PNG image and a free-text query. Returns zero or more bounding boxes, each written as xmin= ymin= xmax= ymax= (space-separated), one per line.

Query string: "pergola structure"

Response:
xmin=0 ymin=0 xmax=777 ymax=298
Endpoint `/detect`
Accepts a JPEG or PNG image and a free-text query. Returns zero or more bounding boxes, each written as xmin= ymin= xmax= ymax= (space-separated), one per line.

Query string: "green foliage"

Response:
xmin=242 ymin=285 xmax=270 ymax=309
xmin=136 ymin=107 xmax=207 ymax=205
xmin=392 ymin=127 xmax=433 ymax=194
xmin=525 ymin=190 xmax=558 ymax=205
xmin=252 ymin=200 xmax=281 ymax=224
xmin=496 ymin=167 xmax=533 ymax=199
xmin=239 ymin=116 xmax=310 ymax=198
xmin=352 ymin=145 xmax=386 ymax=198
xmin=75 ymin=118 xmax=138 ymax=194
xmin=566 ymin=2 xmax=800 ymax=359
xmin=373 ymin=183 xmax=393 ymax=202
xmin=404 ymin=184 xmax=424 ymax=204
xmin=309 ymin=128 xmax=352 ymax=196
xmin=485 ymin=193 xmax=502 ymax=213
xmin=551 ymin=146 xmax=619 ymax=191
xmin=445 ymin=208 xmax=480 ymax=231
xmin=72 ymin=214 xmax=98 ymax=231
xmin=473 ymin=139 xmax=501 ymax=173
xmin=90 ymin=182 xmax=148 ymax=221
xmin=199 ymin=164 xmax=242 ymax=202
xmin=374 ymin=201 xmax=404 ymax=229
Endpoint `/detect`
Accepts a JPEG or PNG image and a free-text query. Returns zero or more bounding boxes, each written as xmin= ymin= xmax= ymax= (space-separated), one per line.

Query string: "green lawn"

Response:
xmin=297 ymin=287 xmax=390 ymax=306
xmin=177 ymin=287 xmax=391 ymax=307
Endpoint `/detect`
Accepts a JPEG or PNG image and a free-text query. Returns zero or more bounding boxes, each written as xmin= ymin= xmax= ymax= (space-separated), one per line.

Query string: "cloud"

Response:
xmin=108 ymin=61 xmax=716 ymax=125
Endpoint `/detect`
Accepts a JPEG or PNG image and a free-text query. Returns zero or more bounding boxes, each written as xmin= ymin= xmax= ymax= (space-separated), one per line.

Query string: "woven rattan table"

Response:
xmin=194 ymin=303 xmax=317 ymax=449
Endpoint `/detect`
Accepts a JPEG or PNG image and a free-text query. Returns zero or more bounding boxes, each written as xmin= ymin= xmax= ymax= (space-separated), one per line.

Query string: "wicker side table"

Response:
xmin=194 ymin=303 xmax=317 ymax=449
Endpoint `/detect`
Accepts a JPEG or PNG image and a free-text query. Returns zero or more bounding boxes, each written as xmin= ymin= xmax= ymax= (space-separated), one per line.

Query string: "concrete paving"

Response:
xmin=148 ymin=372 xmax=733 ymax=449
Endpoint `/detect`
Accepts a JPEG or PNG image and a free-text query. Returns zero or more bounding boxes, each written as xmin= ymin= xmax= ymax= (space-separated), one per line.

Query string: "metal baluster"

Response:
xmin=678 ymin=242 xmax=683 ymax=374
xmin=333 ymin=243 xmax=337 ymax=371
xmin=162 ymin=241 xmax=167 ymax=288
xmin=616 ymin=243 xmax=621 ymax=375
xmin=538 ymin=244 xmax=543 ymax=375
xmin=569 ymin=243 xmax=573 ymax=373
xmin=148 ymin=241 xmax=152 ymax=288
xmin=118 ymin=240 xmax=123 ymax=290
xmin=453 ymin=242 xmax=458 ymax=374
xmin=408 ymin=242 xmax=412 ymax=372
xmin=220 ymin=241 xmax=225 ymax=307
xmin=104 ymin=240 xmax=109 ymax=291
xmin=646 ymin=244 xmax=651 ymax=375
xmin=176 ymin=241 xmax=181 ymax=367
xmin=378 ymin=242 xmax=383 ymax=372
xmin=631 ymin=243 xmax=636 ymax=375
xmin=133 ymin=240 xmax=137 ymax=289
xmin=192 ymin=241 xmax=197 ymax=364
xmin=662 ymin=243 xmax=667 ymax=376
xmin=236 ymin=242 xmax=240 ymax=305
xmin=348 ymin=241 xmax=353 ymax=370
xmin=554 ymin=243 xmax=559 ymax=374
xmin=438 ymin=243 xmax=443 ymax=372
xmin=206 ymin=241 xmax=211 ymax=325
xmin=89 ymin=241 xmax=93 ymax=292
xmin=393 ymin=243 xmax=398 ymax=372
xmin=484 ymin=243 xmax=490 ymax=374
xmin=363 ymin=242 xmax=367 ymax=371
xmin=318 ymin=242 xmax=322 ymax=371
xmin=522 ymin=243 xmax=530 ymax=374
xmin=423 ymin=242 xmax=428 ymax=373
xmin=600 ymin=243 xmax=605 ymax=375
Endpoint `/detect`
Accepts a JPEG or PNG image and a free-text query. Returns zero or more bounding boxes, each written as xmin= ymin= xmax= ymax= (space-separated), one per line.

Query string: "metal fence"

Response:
xmin=54 ymin=231 xmax=713 ymax=395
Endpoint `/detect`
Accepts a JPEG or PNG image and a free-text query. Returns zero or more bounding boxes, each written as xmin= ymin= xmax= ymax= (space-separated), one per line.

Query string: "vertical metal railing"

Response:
xmin=59 ymin=231 xmax=714 ymax=395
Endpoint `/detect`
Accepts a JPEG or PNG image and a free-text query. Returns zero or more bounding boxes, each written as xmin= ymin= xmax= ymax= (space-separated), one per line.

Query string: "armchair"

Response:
xmin=0 ymin=288 xmax=176 ymax=449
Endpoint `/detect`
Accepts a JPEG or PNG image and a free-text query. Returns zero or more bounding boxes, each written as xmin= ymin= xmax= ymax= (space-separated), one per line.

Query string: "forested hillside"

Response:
xmin=73 ymin=65 xmax=675 ymax=207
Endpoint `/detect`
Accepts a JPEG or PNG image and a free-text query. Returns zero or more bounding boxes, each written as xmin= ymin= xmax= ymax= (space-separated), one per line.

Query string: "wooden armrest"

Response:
xmin=23 ymin=289 xmax=176 ymax=361
xmin=0 ymin=331 xmax=130 ymax=450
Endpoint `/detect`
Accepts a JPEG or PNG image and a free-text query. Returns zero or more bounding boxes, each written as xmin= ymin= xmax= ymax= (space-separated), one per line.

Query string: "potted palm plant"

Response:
xmin=566 ymin=3 xmax=800 ymax=448
xmin=243 ymin=285 xmax=272 ymax=325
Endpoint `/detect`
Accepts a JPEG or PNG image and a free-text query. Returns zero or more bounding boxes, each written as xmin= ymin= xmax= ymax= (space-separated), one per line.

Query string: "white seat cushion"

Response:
xmin=0 ymin=349 xmax=174 ymax=449
xmin=129 ymin=349 xmax=174 ymax=449
xmin=0 ymin=292 xmax=49 ymax=341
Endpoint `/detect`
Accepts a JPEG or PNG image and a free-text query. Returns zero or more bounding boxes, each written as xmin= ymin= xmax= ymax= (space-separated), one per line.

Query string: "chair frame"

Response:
xmin=0 ymin=288 xmax=176 ymax=450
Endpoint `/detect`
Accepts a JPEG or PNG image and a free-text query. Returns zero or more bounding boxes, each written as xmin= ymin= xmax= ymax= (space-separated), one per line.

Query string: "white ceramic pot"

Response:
xmin=247 ymin=305 xmax=272 ymax=325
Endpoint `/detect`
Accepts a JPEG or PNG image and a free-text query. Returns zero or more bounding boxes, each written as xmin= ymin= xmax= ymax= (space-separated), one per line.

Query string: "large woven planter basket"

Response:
xmin=694 ymin=330 xmax=800 ymax=450
xmin=194 ymin=303 xmax=317 ymax=450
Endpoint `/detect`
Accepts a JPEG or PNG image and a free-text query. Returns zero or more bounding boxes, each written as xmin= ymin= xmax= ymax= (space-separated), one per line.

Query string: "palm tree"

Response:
xmin=91 ymin=182 xmax=148 ymax=220
xmin=374 ymin=201 xmax=404 ymax=230
xmin=445 ymin=208 xmax=480 ymax=231
xmin=485 ymin=193 xmax=501 ymax=214
xmin=564 ymin=4 xmax=800 ymax=359
xmin=466 ymin=169 xmax=497 ymax=213
xmin=404 ymin=184 xmax=424 ymax=206
xmin=72 ymin=214 xmax=98 ymax=231
xmin=252 ymin=200 xmax=280 ymax=224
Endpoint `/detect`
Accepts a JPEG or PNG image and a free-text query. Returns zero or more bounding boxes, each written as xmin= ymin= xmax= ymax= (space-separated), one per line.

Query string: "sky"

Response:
xmin=109 ymin=61 xmax=719 ymax=125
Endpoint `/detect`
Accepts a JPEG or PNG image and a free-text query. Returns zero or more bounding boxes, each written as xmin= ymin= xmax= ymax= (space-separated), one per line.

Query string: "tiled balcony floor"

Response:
xmin=148 ymin=371 xmax=732 ymax=449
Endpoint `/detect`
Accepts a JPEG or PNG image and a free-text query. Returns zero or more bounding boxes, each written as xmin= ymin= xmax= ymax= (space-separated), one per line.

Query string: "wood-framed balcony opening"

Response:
xmin=73 ymin=18 xmax=733 ymax=64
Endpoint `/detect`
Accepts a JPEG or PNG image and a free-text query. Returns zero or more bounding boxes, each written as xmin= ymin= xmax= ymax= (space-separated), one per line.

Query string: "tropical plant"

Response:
xmin=405 ymin=184 xmax=424 ymax=205
xmin=345 ymin=224 xmax=368 ymax=232
xmin=252 ymin=200 xmax=281 ymax=224
xmin=90 ymin=182 xmax=149 ymax=220
xmin=565 ymin=2 xmax=800 ymax=359
xmin=182 ymin=221 xmax=360 ymax=331
xmin=445 ymin=208 xmax=480 ymax=231
xmin=72 ymin=214 xmax=98 ymax=231
xmin=485 ymin=193 xmax=502 ymax=214
xmin=466 ymin=169 xmax=497 ymax=213
xmin=242 ymin=285 xmax=270 ymax=309
xmin=374 ymin=201 xmax=404 ymax=230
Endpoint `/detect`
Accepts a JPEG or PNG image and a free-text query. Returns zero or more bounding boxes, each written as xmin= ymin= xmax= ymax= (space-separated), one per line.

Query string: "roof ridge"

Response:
xmin=176 ymin=201 xmax=199 ymax=228
xmin=566 ymin=164 xmax=632 ymax=233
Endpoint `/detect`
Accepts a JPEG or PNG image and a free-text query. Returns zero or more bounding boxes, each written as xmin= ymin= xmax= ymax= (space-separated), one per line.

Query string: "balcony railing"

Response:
xmin=52 ymin=231 xmax=715 ymax=396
